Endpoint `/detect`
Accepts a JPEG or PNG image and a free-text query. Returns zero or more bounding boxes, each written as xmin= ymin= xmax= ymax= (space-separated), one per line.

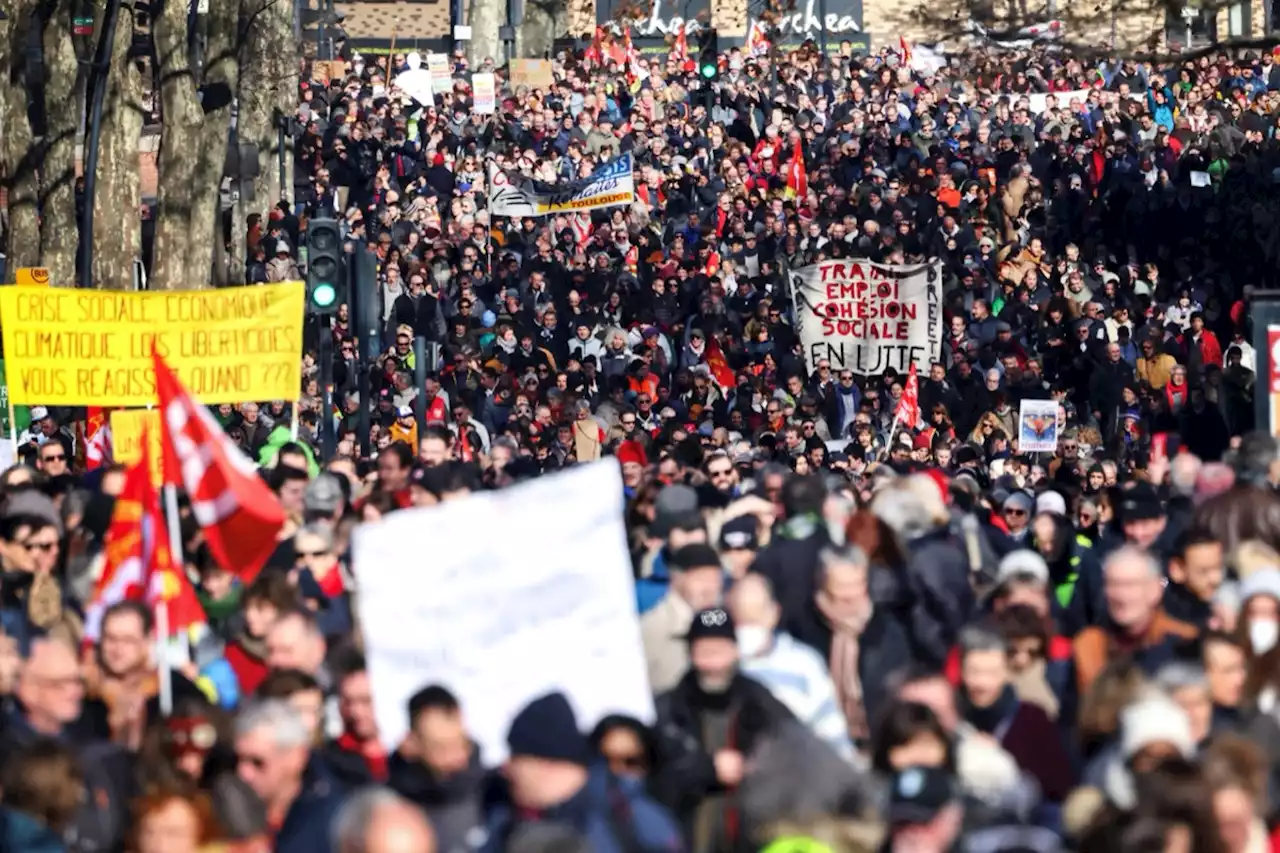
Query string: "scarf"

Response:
xmin=958 ymin=683 xmax=1020 ymax=737
xmin=573 ymin=420 xmax=601 ymax=461
xmin=815 ymin=593 xmax=870 ymax=742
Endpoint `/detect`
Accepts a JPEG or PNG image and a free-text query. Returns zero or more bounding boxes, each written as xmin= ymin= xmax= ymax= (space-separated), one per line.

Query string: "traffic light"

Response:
xmin=306 ymin=218 xmax=343 ymax=315
xmin=697 ymin=28 xmax=719 ymax=81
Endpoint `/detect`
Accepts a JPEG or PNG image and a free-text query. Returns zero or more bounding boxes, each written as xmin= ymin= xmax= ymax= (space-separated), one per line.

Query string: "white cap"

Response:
xmin=29 ymin=407 xmax=49 ymax=421
xmin=997 ymin=549 xmax=1050 ymax=586
xmin=1036 ymin=490 xmax=1067 ymax=517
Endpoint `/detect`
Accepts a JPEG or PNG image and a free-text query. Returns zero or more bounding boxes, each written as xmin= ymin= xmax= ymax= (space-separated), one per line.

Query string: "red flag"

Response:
xmin=585 ymin=27 xmax=606 ymax=68
xmin=704 ymin=335 xmax=735 ymax=392
xmin=899 ymin=35 xmax=913 ymax=68
xmin=746 ymin=21 xmax=771 ymax=58
xmin=152 ymin=351 xmax=285 ymax=583
xmin=672 ymin=27 xmax=689 ymax=64
xmin=84 ymin=425 xmax=205 ymax=641
xmin=895 ymin=364 xmax=922 ymax=429
xmin=784 ymin=137 xmax=808 ymax=200
xmin=84 ymin=407 xmax=113 ymax=470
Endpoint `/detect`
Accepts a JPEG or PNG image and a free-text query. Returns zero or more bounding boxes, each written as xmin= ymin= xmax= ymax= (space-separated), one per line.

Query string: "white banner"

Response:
xmin=354 ymin=461 xmax=654 ymax=763
xmin=1027 ymin=88 xmax=1091 ymax=115
xmin=790 ymin=259 xmax=943 ymax=376
xmin=427 ymin=53 xmax=452 ymax=97
xmin=489 ymin=154 xmax=635 ymax=218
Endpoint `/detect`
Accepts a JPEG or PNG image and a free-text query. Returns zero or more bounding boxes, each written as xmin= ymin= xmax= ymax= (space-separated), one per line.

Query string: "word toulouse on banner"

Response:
xmin=791 ymin=259 xmax=943 ymax=377
xmin=0 ymin=282 xmax=306 ymax=407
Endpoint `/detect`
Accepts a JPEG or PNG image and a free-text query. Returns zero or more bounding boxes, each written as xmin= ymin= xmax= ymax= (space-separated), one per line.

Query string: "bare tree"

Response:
xmin=238 ymin=0 xmax=298 ymax=221
xmin=0 ymin=0 xmax=41 ymax=278
xmin=469 ymin=0 xmax=504 ymax=67
xmin=39 ymin=0 xmax=80 ymax=286
xmin=91 ymin=0 xmax=145 ymax=289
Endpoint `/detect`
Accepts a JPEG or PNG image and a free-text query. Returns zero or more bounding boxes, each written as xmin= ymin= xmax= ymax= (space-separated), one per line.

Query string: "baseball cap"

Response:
xmin=888 ymin=766 xmax=959 ymax=825
xmin=685 ymin=607 xmax=735 ymax=643
xmin=718 ymin=515 xmax=759 ymax=552
xmin=29 ymin=407 xmax=50 ymax=422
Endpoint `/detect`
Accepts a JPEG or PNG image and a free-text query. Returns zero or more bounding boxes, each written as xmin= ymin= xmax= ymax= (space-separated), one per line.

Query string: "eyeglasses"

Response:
xmin=605 ymin=753 xmax=647 ymax=772
xmin=1004 ymin=508 xmax=1027 ymax=517
xmin=708 ymin=467 xmax=733 ymax=477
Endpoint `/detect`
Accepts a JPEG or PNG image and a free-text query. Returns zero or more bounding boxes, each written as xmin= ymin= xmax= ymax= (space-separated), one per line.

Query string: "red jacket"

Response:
xmin=1192 ymin=330 xmax=1223 ymax=367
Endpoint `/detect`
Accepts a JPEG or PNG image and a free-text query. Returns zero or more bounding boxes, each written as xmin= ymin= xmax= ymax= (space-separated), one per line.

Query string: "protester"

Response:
xmin=6 ymin=23 xmax=1280 ymax=853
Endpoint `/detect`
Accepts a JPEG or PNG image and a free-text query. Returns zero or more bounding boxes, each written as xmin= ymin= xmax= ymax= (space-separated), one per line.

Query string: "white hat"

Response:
xmin=1120 ymin=693 xmax=1193 ymax=761
xmin=1240 ymin=568 xmax=1280 ymax=605
xmin=1036 ymin=490 xmax=1067 ymax=517
xmin=29 ymin=407 xmax=49 ymax=422
xmin=997 ymin=549 xmax=1050 ymax=586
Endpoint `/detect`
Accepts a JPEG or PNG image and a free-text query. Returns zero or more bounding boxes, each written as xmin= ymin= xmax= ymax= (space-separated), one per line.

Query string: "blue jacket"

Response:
xmin=275 ymin=756 xmax=346 ymax=853
xmin=481 ymin=764 xmax=681 ymax=853
xmin=0 ymin=808 xmax=65 ymax=853
xmin=635 ymin=550 xmax=672 ymax=615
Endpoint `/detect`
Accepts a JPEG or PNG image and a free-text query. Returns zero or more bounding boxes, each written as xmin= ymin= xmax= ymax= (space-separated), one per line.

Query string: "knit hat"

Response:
xmin=1120 ymin=693 xmax=1194 ymax=761
xmin=1240 ymin=568 xmax=1280 ymax=605
xmin=506 ymin=692 xmax=588 ymax=765
xmin=1035 ymin=490 xmax=1068 ymax=517
xmin=997 ymin=549 xmax=1050 ymax=586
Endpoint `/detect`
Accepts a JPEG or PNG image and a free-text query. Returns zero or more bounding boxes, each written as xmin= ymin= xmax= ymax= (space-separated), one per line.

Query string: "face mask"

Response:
xmin=1251 ymin=618 xmax=1279 ymax=655
xmin=736 ymin=626 xmax=772 ymax=658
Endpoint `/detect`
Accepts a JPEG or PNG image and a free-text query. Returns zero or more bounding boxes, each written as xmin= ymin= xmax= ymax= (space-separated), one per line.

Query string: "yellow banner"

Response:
xmin=14 ymin=268 xmax=50 ymax=287
xmin=110 ymin=409 xmax=163 ymax=487
xmin=0 ymin=282 xmax=304 ymax=406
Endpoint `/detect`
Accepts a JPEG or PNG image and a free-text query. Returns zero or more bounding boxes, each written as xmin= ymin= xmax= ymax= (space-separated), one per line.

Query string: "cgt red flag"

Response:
xmin=784 ymin=137 xmax=808 ymax=200
xmin=895 ymin=364 xmax=922 ymax=429
xmin=84 ymin=424 xmax=204 ymax=642
xmin=152 ymin=351 xmax=285 ymax=583
xmin=704 ymin=334 xmax=736 ymax=392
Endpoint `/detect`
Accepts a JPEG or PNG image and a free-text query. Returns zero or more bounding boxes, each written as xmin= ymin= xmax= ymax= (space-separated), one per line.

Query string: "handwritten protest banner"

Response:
xmin=472 ymin=72 xmax=496 ymax=114
xmin=790 ymin=259 xmax=942 ymax=376
xmin=110 ymin=409 xmax=163 ymax=486
xmin=355 ymin=461 xmax=654 ymax=763
xmin=0 ymin=282 xmax=304 ymax=407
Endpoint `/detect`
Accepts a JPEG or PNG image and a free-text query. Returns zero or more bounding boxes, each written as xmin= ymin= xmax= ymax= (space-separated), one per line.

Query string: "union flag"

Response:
xmin=152 ymin=351 xmax=285 ymax=583
xmin=895 ymin=364 xmax=922 ymax=430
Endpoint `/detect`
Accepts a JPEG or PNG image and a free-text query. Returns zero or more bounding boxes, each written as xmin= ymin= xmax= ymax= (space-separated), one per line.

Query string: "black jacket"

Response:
xmin=651 ymin=671 xmax=798 ymax=850
xmin=389 ymin=747 xmax=490 ymax=853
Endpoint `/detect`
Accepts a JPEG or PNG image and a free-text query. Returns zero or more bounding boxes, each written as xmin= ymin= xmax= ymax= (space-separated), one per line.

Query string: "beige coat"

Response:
xmin=641 ymin=593 xmax=694 ymax=694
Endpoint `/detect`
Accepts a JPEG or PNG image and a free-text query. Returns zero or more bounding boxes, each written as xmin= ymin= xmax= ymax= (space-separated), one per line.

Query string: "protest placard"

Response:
xmin=509 ymin=58 xmax=554 ymax=89
xmin=472 ymin=72 xmax=496 ymax=114
xmin=354 ymin=461 xmax=654 ymax=763
xmin=1018 ymin=398 xmax=1060 ymax=453
xmin=427 ymin=53 xmax=452 ymax=96
xmin=489 ymin=154 xmax=635 ymax=217
xmin=790 ymin=259 xmax=942 ymax=376
xmin=0 ymin=362 xmax=30 ymax=438
xmin=0 ymin=282 xmax=304 ymax=407
xmin=110 ymin=409 xmax=163 ymax=486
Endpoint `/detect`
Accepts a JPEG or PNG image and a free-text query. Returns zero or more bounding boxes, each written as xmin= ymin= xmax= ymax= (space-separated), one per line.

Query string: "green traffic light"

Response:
xmin=312 ymin=283 xmax=337 ymax=308
xmin=701 ymin=63 xmax=716 ymax=79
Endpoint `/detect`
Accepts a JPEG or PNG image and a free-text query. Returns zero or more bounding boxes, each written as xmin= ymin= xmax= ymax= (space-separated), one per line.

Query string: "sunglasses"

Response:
xmin=41 ymin=453 xmax=65 ymax=462
xmin=605 ymin=753 xmax=647 ymax=772
xmin=296 ymin=550 xmax=328 ymax=559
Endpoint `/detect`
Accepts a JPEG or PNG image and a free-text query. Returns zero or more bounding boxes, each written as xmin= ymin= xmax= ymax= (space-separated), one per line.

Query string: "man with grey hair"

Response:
xmin=292 ymin=522 xmax=353 ymax=639
xmin=1071 ymin=545 xmax=1200 ymax=699
xmin=334 ymin=788 xmax=436 ymax=853
xmin=1154 ymin=662 xmax=1213 ymax=748
xmin=235 ymin=699 xmax=345 ymax=853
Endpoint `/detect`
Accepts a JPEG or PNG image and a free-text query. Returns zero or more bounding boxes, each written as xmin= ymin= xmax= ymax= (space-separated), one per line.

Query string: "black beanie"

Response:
xmin=507 ymin=691 xmax=588 ymax=765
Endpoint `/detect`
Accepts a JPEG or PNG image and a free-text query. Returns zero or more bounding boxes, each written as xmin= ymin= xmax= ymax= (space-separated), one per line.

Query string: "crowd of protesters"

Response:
xmin=8 ymin=20 xmax=1280 ymax=853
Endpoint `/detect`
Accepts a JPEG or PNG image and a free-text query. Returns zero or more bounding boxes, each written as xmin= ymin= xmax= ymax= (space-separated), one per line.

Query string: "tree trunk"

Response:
xmin=228 ymin=197 xmax=248 ymax=284
xmin=187 ymin=0 xmax=237 ymax=286
xmin=91 ymin=0 xmax=143 ymax=289
xmin=0 ymin=1 xmax=41 ymax=278
xmin=521 ymin=0 xmax=559 ymax=57
xmin=468 ymin=0 xmax=504 ymax=67
xmin=40 ymin=0 xmax=80 ymax=286
xmin=239 ymin=0 xmax=297 ymax=219
xmin=151 ymin=0 xmax=206 ymax=289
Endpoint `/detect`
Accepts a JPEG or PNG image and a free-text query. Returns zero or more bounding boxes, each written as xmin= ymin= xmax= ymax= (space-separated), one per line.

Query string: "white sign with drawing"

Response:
xmin=355 ymin=461 xmax=654 ymax=763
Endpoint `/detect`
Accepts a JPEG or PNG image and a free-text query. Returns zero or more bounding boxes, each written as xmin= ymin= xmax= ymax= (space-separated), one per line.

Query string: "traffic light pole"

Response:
xmin=319 ymin=315 xmax=336 ymax=460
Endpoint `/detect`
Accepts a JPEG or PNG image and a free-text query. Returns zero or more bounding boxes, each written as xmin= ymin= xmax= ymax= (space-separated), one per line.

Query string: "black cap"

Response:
xmin=685 ymin=607 xmax=735 ymax=643
xmin=718 ymin=515 xmax=759 ymax=552
xmin=670 ymin=543 xmax=722 ymax=573
xmin=1119 ymin=481 xmax=1163 ymax=522
xmin=888 ymin=766 xmax=959 ymax=825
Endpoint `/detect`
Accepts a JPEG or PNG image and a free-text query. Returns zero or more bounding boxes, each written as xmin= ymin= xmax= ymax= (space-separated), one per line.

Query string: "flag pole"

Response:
xmin=7 ymin=399 xmax=16 ymax=461
xmin=156 ymin=598 xmax=173 ymax=716
xmin=290 ymin=402 xmax=300 ymax=441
